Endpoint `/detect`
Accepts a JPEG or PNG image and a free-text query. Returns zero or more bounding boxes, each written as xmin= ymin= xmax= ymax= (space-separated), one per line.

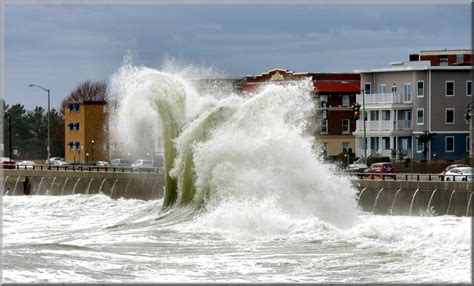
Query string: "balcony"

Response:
xmin=356 ymin=93 xmax=412 ymax=107
xmin=356 ymin=148 xmax=413 ymax=159
xmin=356 ymin=120 xmax=412 ymax=133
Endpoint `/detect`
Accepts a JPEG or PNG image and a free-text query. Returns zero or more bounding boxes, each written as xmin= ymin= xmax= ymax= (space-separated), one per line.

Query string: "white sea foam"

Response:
xmin=109 ymin=64 xmax=358 ymax=229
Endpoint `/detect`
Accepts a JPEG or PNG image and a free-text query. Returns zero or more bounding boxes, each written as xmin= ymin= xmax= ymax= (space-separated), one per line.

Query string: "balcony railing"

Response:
xmin=356 ymin=149 xmax=413 ymax=158
xmin=357 ymin=93 xmax=412 ymax=105
xmin=356 ymin=120 xmax=412 ymax=132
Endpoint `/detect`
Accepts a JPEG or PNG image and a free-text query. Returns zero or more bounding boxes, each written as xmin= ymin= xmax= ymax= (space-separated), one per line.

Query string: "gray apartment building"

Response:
xmin=353 ymin=49 xmax=472 ymax=161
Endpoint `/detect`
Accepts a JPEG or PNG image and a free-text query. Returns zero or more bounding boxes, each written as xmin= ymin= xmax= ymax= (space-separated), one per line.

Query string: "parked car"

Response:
xmin=96 ymin=161 xmax=109 ymax=167
xmin=346 ymin=163 xmax=368 ymax=173
xmin=53 ymin=160 xmax=71 ymax=166
xmin=444 ymin=167 xmax=473 ymax=182
xmin=45 ymin=157 xmax=64 ymax=164
xmin=109 ymin=159 xmax=132 ymax=168
xmin=16 ymin=160 xmax=36 ymax=169
xmin=131 ymin=159 xmax=154 ymax=171
xmin=439 ymin=164 xmax=469 ymax=181
xmin=1 ymin=157 xmax=16 ymax=169
xmin=364 ymin=162 xmax=397 ymax=179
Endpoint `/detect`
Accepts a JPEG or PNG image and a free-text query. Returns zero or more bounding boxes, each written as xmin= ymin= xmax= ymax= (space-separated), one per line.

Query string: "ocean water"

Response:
xmin=2 ymin=194 xmax=471 ymax=283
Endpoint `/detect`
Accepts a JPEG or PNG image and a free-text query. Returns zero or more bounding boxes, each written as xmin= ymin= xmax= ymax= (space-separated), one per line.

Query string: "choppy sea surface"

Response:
xmin=2 ymin=194 xmax=471 ymax=283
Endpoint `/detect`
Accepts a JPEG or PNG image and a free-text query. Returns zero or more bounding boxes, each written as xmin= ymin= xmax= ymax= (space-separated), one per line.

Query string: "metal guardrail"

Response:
xmin=347 ymin=171 xmax=473 ymax=182
xmin=9 ymin=164 xmax=163 ymax=174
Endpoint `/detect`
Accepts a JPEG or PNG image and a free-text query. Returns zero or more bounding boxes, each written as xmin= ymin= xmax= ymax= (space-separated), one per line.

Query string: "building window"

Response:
xmin=321 ymin=119 xmax=328 ymax=133
xmin=440 ymin=56 xmax=448 ymax=66
xmin=445 ymin=108 xmax=455 ymax=124
xmin=342 ymin=119 xmax=350 ymax=133
xmin=103 ymin=143 xmax=109 ymax=151
xmin=381 ymin=110 xmax=390 ymax=120
xmin=467 ymin=136 xmax=470 ymax=152
xmin=364 ymin=82 xmax=372 ymax=94
xmin=382 ymin=137 xmax=390 ymax=150
xmin=416 ymin=108 xmax=424 ymax=125
xmin=446 ymin=81 xmax=455 ymax=96
xmin=457 ymin=54 xmax=464 ymax=64
xmin=379 ymin=84 xmax=386 ymax=94
xmin=74 ymin=123 xmax=80 ymax=131
xmin=445 ymin=136 xmax=455 ymax=152
xmin=466 ymin=81 xmax=472 ymax=96
xmin=103 ymin=105 xmax=108 ymax=113
xmin=417 ymin=81 xmax=424 ymax=97
xmin=403 ymin=83 xmax=412 ymax=102
xmin=68 ymin=141 xmax=74 ymax=150
xmin=67 ymin=123 xmax=74 ymax=131
xmin=391 ymin=83 xmax=397 ymax=94
xmin=74 ymin=142 xmax=80 ymax=150
xmin=417 ymin=139 xmax=424 ymax=153
xmin=342 ymin=94 xmax=350 ymax=107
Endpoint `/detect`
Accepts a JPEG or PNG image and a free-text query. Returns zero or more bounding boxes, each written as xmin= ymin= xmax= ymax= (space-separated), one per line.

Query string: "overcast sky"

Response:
xmin=5 ymin=3 xmax=471 ymax=110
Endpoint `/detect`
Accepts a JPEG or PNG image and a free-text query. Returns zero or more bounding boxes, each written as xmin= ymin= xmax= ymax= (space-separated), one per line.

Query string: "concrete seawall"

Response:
xmin=2 ymin=169 xmax=164 ymax=200
xmin=2 ymin=170 xmax=473 ymax=216
xmin=353 ymin=179 xmax=473 ymax=216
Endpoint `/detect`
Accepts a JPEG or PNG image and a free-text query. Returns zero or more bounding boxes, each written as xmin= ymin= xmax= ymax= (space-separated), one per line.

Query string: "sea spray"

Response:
xmin=110 ymin=64 xmax=358 ymax=228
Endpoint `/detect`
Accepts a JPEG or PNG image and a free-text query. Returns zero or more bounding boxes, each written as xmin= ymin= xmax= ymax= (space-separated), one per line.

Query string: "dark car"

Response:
xmin=439 ymin=164 xmax=469 ymax=181
xmin=364 ymin=162 xmax=396 ymax=179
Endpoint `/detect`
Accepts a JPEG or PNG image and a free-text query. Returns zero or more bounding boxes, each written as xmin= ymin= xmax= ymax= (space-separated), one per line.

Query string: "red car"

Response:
xmin=439 ymin=164 xmax=469 ymax=181
xmin=364 ymin=162 xmax=397 ymax=179
xmin=1 ymin=157 xmax=16 ymax=169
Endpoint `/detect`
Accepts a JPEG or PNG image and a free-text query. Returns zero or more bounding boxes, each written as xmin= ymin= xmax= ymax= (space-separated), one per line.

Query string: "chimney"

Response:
xmin=409 ymin=54 xmax=420 ymax=61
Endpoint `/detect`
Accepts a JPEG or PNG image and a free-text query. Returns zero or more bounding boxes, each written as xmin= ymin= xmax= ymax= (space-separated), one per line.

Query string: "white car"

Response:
xmin=131 ymin=159 xmax=154 ymax=171
xmin=444 ymin=167 xmax=473 ymax=182
xmin=16 ymin=160 xmax=36 ymax=169
xmin=45 ymin=157 xmax=64 ymax=164
xmin=53 ymin=160 xmax=71 ymax=166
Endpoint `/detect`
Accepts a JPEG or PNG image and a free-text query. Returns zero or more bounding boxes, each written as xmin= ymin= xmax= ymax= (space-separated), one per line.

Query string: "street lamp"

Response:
xmin=91 ymin=140 xmax=95 ymax=162
xmin=3 ymin=112 xmax=12 ymax=163
xmin=29 ymin=84 xmax=51 ymax=165
xmin=342 ymin=81 xmax=367 ymax=163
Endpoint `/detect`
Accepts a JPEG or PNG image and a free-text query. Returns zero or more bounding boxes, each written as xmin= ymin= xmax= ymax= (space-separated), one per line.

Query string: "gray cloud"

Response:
xmin=5 ymin=3 xmax=470 ymax=109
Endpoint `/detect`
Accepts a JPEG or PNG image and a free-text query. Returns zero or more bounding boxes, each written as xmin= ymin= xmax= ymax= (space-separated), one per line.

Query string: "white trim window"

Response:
xmin=403 ymin=83 xmax=412 ymax=102
xmin=364 ymin=82 xmax=372 ymax=94
xmin=466 ymin=81 xmax=472 ymax=96
xmin=417 ymin=80 xmax=424 ymax=97
xmin=342 ymin=119 xmax=350 ymax=133
xmin=321 ymin=119 xmax=328 ymax=133
xmin=445 ymin=81 xmax=455 ymax=96
xmin=382 ymin=137 xmax=390 ymax=150
xmin=417 ymin=138 xmax=424 ymax=153
xmin=466 ymin=136 xmax=470 ymax=152
xmin=445 ymin=136 xmax=455 ymax=152
xmin=445 ymin=108 xmax=455 ymax=124
xmin=416 ymin=108 xmax=424 ymax=125
xmin=342 ymin=94 xmax=350 ymax=107
xmin=391 ymin=83 xmax=397 ymax=94
xmin=379 ymin=84 xmax=386 ymax=94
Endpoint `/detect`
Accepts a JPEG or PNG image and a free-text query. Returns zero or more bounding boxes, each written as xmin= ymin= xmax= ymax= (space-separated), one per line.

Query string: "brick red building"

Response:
xmin=242 ymin=69 xmax=361 ymax=157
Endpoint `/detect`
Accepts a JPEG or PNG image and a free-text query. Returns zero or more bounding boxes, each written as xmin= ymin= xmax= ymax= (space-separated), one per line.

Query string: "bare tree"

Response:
xmin=61 ymin=80 xmax=108 ymax=114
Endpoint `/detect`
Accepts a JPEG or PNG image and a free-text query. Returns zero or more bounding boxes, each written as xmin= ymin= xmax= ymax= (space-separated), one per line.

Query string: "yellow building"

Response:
xmin=64 ymin=101 xmax=109 ymax=163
